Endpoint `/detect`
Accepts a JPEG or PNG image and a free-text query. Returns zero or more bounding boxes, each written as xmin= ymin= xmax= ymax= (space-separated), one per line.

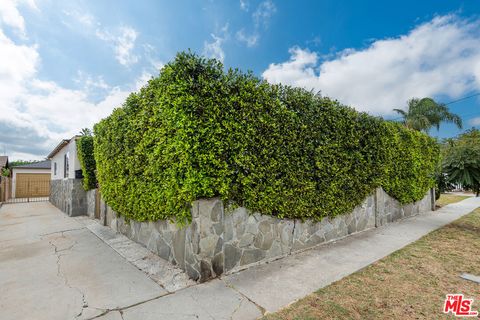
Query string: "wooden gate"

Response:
xmin=10 ymin=173 xmax=50 ymax=203
xmin=95 ymin=189 xmax=101 ymax=219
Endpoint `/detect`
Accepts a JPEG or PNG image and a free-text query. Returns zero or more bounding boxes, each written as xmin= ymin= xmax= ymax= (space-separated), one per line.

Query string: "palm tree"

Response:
xmin=79 ymin=128 xmax=92 ymax=136
xmin=393 ymin=98 xmax=462 ymax=132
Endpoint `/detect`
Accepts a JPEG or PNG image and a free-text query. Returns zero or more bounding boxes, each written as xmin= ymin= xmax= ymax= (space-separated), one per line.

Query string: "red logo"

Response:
xmin=443 ymin=294 xmax=478 ymax=317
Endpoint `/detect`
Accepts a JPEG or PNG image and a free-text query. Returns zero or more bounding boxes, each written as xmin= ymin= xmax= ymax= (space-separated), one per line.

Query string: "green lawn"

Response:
xmin=264 ymin=206 xmax=480 ymax=320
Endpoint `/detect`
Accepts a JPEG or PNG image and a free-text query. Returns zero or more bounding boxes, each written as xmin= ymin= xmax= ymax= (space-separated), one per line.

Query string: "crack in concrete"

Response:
xmin=85 ymin=277 xmax=227 ymax=320
xmin=46 ymin=232 xmax=88 ymax=319
xmin=75 ymin=306 xmax=109 ymax=320
xmin=223 ymin=281 xmax=266 ymax=315
xmin=85 ymin=310 xmax=110 ymax=320
xmin=230 ymin=297 xmax=244 ymax=320
xmin=39 ymin=227 xmax=85 ymax=237
xmin=85 ymin=291 xmax=176 ymax=320
xmin=39 ymin=224 xmax=195 ymax=320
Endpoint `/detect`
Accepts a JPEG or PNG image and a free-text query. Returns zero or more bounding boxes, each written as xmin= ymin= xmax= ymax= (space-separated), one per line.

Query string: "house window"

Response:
xmin=64 ymin=152 xmax=69 ymax=178
xmin=54 ymin=162 xmax=57 ymax=175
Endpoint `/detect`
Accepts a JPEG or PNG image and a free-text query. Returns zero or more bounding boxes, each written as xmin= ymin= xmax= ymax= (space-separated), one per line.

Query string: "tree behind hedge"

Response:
xmin=94 ymin=51 xmax=439 ymax=223
xmin=443 ymin=129 xmax=480 ymax=196
xmin=77 ymin=135 xmax=97 ymax=191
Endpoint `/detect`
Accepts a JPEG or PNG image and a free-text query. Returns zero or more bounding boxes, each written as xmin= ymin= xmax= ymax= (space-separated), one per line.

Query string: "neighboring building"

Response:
xmin=47 ymin=136 xmax=87 ymax=216
xmin=0 ymin=156 xmax=8 ymax=172
xmin=48 ymin=136 xmax=83 ymax=180
xmin=11 ymin=160 xmax=51 ymax=198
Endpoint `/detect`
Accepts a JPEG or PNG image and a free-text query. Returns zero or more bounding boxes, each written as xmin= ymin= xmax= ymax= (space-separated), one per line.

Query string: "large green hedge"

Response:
xmin=382 ymin=122 xmax=439 ymax=203
xmin=94 ymin=52 xmax=439 ymax=223
xmin=77 ymin=135 xmax=97 ymax=191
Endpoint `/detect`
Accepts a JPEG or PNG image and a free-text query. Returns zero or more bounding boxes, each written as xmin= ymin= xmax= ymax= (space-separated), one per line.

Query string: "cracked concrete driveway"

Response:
xmin=0 ymin=202 xmax=263 ymax=320
xmin=0 ymin=202 xmax=167 ymax=320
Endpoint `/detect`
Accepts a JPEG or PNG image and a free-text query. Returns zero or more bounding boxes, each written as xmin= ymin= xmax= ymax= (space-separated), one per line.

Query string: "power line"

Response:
xmin=443 ymin=92 xmax=480 ymax=106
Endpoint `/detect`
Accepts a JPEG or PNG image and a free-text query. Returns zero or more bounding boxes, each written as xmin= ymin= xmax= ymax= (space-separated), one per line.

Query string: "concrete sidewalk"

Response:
xmin=222 ymin=196 xmax=480 ymax=313
xmin=1 ymin=197 xmax=479 ymax=320
xmin=119 ymin=196 xmax=480 ymax=319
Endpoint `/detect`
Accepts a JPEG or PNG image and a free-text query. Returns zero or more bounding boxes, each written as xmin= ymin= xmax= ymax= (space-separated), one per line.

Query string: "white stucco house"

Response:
xmin=47 ymin=136 xmax=82 ymax=180
xmin=47 ymin=135 xmax=88 ymax=216
xmin=11 ymin=160 xmax=51 ymax=198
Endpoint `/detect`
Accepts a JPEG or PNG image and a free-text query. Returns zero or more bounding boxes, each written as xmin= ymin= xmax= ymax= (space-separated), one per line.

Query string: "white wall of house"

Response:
xmin=51 ymin=138 xmax=81 ymax=180
xmin=11 ymin=168 xmax=51 ymax=198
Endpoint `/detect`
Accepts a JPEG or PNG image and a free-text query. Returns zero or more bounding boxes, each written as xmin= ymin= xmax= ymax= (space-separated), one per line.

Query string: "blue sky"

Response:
xmin=0 ymin=0 xmax=479 ymax=159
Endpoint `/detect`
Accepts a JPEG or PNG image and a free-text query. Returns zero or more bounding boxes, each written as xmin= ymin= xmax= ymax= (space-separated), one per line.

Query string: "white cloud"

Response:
xmin=63 ymin=10 xmax=140 ymax=67
xmin=236 ymin=0 xmax=276 ymax=48
xmin=236 ymin=29 xmax=258 ymax=47
xmin=203 ymin=34 xmax=225 ymax=62
xmin=253 ymin=0 xmax=276 ymax=28
xmin=74 ymin=71 xmax=110 ymax=91
xmin=134 ymin=71 xmax=153 ymax=91
xmin=0 ymin=0 xmax=25 ymax=34
xmin=470 ymin=117 xmax=480 ymax=126
xmin=263 ymin=15 xmax=480 ymax=115
xmin=63 ymin=10 xmax=96 ymax=28
xmin=0 ymin=28 xmax=38 ymax=109
xmin=0 ymin=27 xmax=144 ymax=159
xmin=115 ymin=27 xmax=139 ymax=66
xmin=203 ymin=24 xmax=229 ymax=62
xmin=143 ymin=43 xmax=164 ymax=71
xmin=96 ymin=26 xmax=139 ymax=66
xmin=20 ymin=79 xmax=129 ymax=140
xmin=0 ymin=3 xmax=154 ymax=159
xmin=240 ymin=0 xmax=249 ymax=11
xmin=0 ymin=0 xmax=36 ymax=36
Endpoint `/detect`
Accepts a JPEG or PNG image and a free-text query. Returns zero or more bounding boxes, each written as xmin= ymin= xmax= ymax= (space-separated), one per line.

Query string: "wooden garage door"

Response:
xmin=15 ymin=173 xmax=50 ymax=198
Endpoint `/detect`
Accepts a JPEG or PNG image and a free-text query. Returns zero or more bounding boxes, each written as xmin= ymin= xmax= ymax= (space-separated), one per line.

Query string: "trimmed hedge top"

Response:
xmin=94 ymin=52 xmax=439 ymax=223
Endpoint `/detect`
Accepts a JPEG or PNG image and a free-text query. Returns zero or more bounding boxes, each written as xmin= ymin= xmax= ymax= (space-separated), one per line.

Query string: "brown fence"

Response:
xmin=0 ymin=177 xmax=12 ymax=203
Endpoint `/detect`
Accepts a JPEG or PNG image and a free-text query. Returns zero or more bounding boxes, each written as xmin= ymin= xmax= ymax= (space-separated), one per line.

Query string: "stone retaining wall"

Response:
xmin=50 ymin=179 xmax=87 ymax=217
xmin=375 ymin=188 xmax=434 ymax=226
xmin=102 ymin=187 xmax=434 ymax=282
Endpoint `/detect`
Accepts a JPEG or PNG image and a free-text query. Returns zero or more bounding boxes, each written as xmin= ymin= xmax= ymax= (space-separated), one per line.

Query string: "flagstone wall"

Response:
xmin=99 ymin=187 xmax=434 ymax=282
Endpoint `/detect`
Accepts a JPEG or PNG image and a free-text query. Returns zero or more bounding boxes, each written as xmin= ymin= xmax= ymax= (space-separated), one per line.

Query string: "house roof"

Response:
xmin=0 ymin=156 xmax=8 ymax=168
xmin=12 ymin=160 xmax=51 ymax=169
xmin=47 ymin=139 xmax=69 ymax=159
xmin=47 ymin=135 xmax=81 ymax=159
